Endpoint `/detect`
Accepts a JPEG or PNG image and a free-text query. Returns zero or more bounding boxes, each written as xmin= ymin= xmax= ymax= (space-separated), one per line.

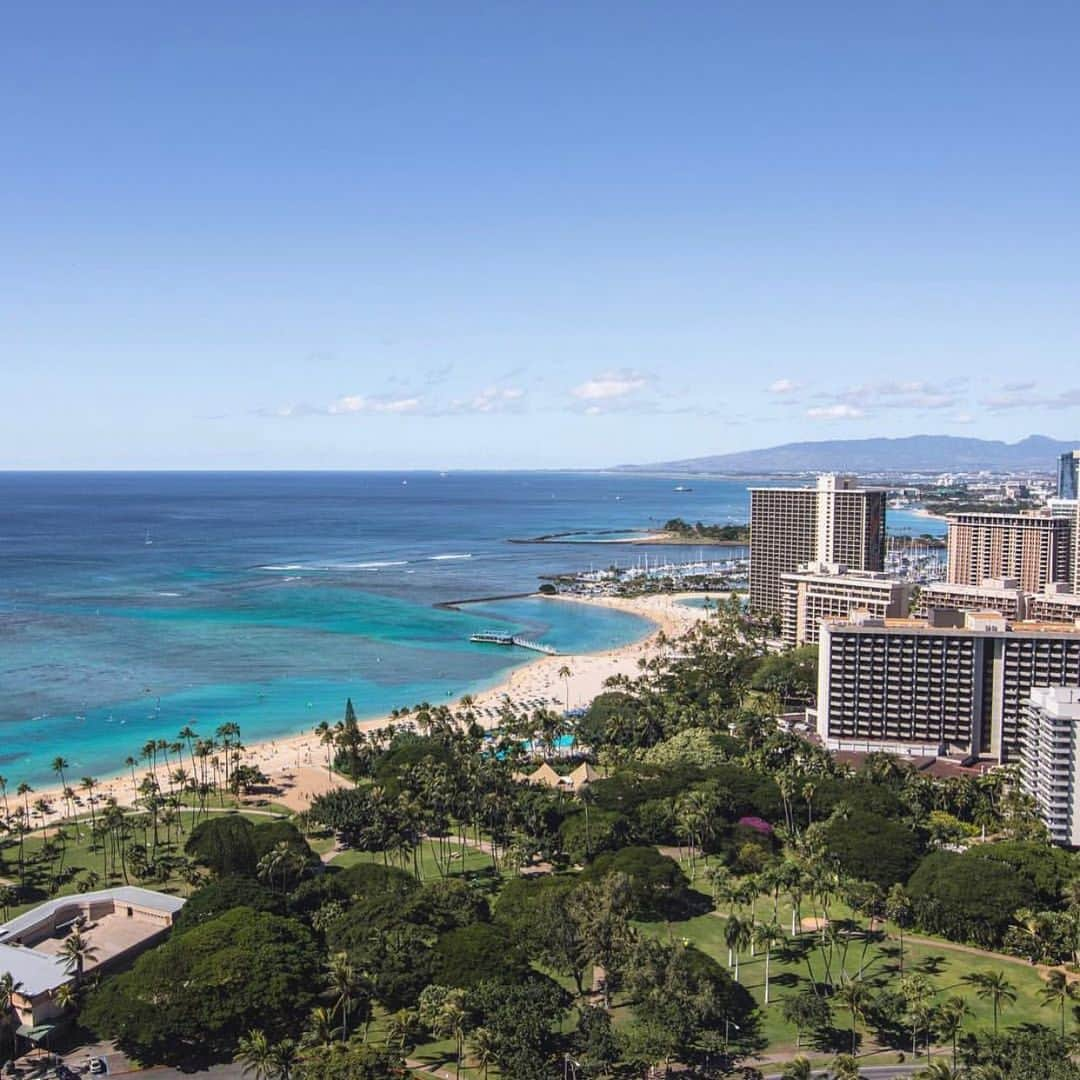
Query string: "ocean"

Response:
xmin=0 ymin=472 xmax=944 ymax=786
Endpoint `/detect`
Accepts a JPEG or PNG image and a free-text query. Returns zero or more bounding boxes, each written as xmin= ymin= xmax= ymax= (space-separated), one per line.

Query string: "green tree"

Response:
xmin=83 ymin=908 xmax=321 ymax=1065
xmin=1039 ymin=969 xmax=1077 ymax=1037
xmin=962 ymin=971 xmax=1017 ymax=1036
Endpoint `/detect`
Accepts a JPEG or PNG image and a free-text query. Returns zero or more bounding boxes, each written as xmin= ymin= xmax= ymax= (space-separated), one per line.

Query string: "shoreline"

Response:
xmin=26 ymin=592 xmax=713 ymax=822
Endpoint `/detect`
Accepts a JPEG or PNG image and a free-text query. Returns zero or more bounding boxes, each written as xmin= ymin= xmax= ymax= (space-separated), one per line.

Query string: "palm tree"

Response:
xmin=962 ymin=970 xmax=1017 ymax=1036
xmin=301 ymin=1005 xmax=339 ymax=1048
xmin=830 ymin=1053 xmax=861 ymax=1080
xmin=724 ymin=915 xmax=751 ymax=981
xmin=557 ymin=664 xmax=573 ymax=714
xmin=915 ymin=1063 xmax=961 ymax=1080
xmin=437 ymin=998 xmax=469 ymax=1080
xmin=268 ymin=1038 xmax=297 ymax=1080
xmin=236 ymin=1029 xmax=275 ymax=1079
xmin=781 ymin=1057 xmax=812 ymax=1080
xmin=60 ymin=928 xmax=99 ymax=983
xmin=886 ymin=883 xmax=913 ymax=977
xmin=468 ymin=1026 xmax=497 ymax=1080
xmin=834 ymin=978 xmax=872 ymax=1055
xmin=51 ymin=757 xmax=71 ymax=819
xmin=257 ymin=841 xmax=304 ymax=895
xmin=0 ymin=971 xmax=24 ymax=1063
xmin=1039 ymin=969 xmax=1077 ymax=1037
xmin=80 ymin=777 xmax=99 ymax=840
xmin=753 ymin=921 xmax=785 ymax=1005
xmin=386 ymin=1008 xmax=418 ymax=1058
xmin=325 ymin=952 xmax=364 ymax=1039
xmin=937 ymin=995 xmax=972 ymax=1070
xmin=52 ymin=980 xmax=79 ymax=1014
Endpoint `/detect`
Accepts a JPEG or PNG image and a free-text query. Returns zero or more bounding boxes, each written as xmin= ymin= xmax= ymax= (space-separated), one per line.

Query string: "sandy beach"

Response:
xmin=27 ymin=592 xmax=715 ymax=822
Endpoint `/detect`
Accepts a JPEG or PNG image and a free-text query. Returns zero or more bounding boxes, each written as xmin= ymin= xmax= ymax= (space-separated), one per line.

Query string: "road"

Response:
xmin=764 ymin=1067 xmax=920 ymax=1079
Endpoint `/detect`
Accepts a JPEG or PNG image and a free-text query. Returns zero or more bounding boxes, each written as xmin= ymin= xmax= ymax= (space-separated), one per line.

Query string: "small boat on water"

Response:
xmin=673 ymin=485 xmax=693 ymax=492
xmin=470 ymin=631 xmax=516 ymax=646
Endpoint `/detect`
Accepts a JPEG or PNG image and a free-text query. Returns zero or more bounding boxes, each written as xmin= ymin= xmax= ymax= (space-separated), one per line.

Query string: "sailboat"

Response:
xmin=144 ymin=529 xmax=153 ymax=545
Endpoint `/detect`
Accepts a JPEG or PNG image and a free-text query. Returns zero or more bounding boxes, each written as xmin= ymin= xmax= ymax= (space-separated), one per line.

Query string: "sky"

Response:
xmin=3 ymin=2 xmax=1080 ymax=469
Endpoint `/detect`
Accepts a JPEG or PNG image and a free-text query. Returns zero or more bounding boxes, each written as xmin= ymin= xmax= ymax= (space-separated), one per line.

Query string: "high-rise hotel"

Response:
xmin=946 ymin=510 xmax=1073 ymax=595
xmin=748 ymin=475 xmax=886 ymax=614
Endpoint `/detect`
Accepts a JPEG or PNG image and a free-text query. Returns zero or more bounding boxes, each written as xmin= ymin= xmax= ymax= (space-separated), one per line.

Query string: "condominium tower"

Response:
xmin=946 ymin=511 xmax=1073 ymax=595
xmin=749 ymin=475 xmax=886 ymax=615
xmin=1058 ymin=450 xmax=1080 ymax=501
xmin=1019 ymin=686 xmax=1080 ymax=846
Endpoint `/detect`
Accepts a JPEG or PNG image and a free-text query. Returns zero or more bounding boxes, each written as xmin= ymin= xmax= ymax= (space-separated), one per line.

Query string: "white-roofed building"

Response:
xmin=0 ymin=886 xmax=185 ymax=1032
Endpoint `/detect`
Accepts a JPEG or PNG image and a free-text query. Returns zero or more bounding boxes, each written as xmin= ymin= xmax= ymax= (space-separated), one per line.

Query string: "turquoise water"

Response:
xmin=0 ymin=471 xmax=928 ymax=787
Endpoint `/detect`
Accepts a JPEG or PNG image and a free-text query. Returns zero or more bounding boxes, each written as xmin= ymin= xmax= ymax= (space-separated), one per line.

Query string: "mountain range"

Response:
xmin=617 ymin=435 xmax=1078 ymax=475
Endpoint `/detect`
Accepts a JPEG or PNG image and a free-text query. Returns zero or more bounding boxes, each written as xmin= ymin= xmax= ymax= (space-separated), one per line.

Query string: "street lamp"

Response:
xmin=724 ymin=1016 xmax=741 ymax=1050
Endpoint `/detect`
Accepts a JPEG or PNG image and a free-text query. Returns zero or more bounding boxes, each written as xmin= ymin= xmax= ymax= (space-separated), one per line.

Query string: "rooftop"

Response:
xmin=0 ymin=943 xmax=68 ymax=998
xmin=0 ymin=886 xmax=184 ymax=943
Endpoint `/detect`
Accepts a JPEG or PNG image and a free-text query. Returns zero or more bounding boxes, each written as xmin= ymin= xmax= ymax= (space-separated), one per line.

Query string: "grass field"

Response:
xmin=0 ymin=808 xmax=280 ymax=919
xmin=638 ymin=906 xmax=1058 ymax=1059
xmin=329 ymin=843 xmax=497 ymax=882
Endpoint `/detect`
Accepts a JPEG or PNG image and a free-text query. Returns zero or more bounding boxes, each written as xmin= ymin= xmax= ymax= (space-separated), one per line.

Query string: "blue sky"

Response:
xmin=3 ymin=2 xmax=1079 ymax=469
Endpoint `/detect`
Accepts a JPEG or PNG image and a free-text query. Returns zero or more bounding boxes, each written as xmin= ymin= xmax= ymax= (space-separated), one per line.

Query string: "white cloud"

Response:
xmin=374 ymin=397 xmax=420 ymax=414
xmin=981 ymin=384 xmax=1080 ymax=411
xmin=327 ymin=394 xmax=421 ymax=415
xmin=806 ymin=403 xmax=865 ymax=420
xmin=445 ymin=386 xmax=527 ymax=414
xmin=572 ymin=371 xmax=649 ymax=401
xmin=584 ymin=405 xmax=602 ymax=416
xmin=768 ymin=378 xmax=799 ymax=395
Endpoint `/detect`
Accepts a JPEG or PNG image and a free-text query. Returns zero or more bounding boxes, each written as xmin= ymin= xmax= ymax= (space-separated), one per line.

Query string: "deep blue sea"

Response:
xmin=0 ymin=472 xmax=943 ymax=786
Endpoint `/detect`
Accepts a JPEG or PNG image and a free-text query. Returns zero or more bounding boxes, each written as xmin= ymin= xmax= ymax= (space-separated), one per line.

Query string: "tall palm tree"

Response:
xmin=467 ymin=1025 xmax=497 ymax=1080
xmin=325 ymin=952 xmax=363 ymax=1039
xmin=724 ymin=915 xmax=751 ymax=981
xmin=60 ymin=928 xmax=99 ymax=983
xmin=557 ymin=664 xmax=573 ymax=714
xmin=962 ymin=970 xmax=1017 ymax=1036
xmin=834 ymin=978 xmax=872 ymax=1055
xmin=753 ymin=921 xmax=785 ymax=1005
xmin=1039 ymin=969 xmax=1077 ymax=1037
xmin=51 ymin=757 xmax=71 ymax=819
xmin=437 ymin=998 xmax=469 ymax=1080
xmin=80 ymin=777 xmax=99 ymax=840
xmin=935 ymin=995 xmax=971 ymax=1070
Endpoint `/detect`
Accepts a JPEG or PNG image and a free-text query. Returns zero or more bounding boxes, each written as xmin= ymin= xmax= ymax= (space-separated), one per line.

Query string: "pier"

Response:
xmin=469 ymin=631 xmax=559 ymax=655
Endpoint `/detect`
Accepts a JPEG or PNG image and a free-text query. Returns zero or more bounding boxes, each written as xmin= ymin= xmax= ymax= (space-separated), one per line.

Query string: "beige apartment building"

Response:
xmin=1028 ymin=583 xmax=1080 ymax=625
xmin=749 ymin=475 xmax=886 ymax=615
xmin=780 ymin=562 xmax=911 ymax=647
xmin=917 ymin=578 xmax=1028 ymax=621
xmin=946 ymin=511 xmax=1073 ymax=595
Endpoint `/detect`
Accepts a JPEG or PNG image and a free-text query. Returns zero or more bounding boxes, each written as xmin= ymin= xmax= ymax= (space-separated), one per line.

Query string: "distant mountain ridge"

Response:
xmin=618 ymin=435 xmax=1078 ymax=475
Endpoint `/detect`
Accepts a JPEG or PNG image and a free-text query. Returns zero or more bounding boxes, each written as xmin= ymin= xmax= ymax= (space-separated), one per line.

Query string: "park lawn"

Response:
xmin=0 ymin=808 xmax=277 ymax=919
xmin=638 ymin=909 xmax=1058 ymax=1057
xmin=329 ymin=843 xmax=495 ymax=881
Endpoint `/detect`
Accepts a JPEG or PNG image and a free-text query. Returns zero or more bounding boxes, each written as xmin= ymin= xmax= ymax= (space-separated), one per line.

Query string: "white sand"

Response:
xmin=27 ymin=593 xmax=715 ymax=823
